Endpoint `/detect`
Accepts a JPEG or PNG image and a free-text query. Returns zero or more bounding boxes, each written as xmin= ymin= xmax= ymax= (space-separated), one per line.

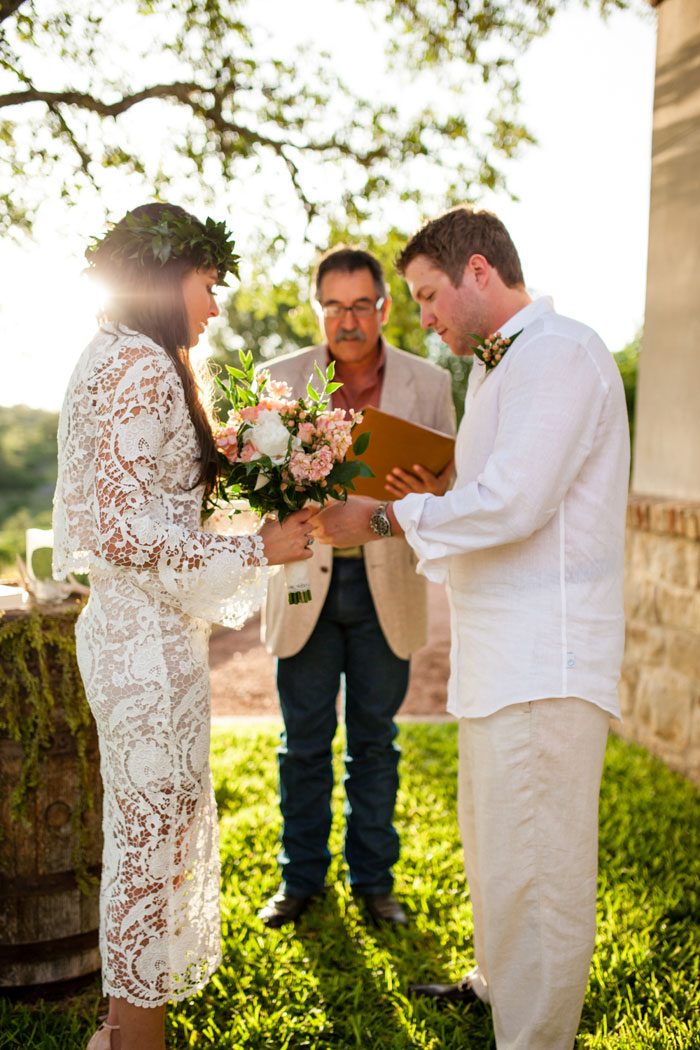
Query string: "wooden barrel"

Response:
xmin=0 ymin=604 xmax=103 ymax=990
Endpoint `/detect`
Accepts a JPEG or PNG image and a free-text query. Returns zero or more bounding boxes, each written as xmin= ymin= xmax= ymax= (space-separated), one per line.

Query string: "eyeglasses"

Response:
xmin=319 ymin=297 xmax=385 ymax=319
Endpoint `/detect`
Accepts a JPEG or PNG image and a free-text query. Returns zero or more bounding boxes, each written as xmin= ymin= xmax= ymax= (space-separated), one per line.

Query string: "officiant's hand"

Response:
xmin=260 ymin=508 xmax=316 ymax=565
xmin=385 ymin=458 xmax=454 ymax=498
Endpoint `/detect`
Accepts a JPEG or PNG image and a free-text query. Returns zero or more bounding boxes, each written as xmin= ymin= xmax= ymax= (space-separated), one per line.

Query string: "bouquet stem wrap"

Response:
xmin=285 ymin=560 xmax=312 ymax=604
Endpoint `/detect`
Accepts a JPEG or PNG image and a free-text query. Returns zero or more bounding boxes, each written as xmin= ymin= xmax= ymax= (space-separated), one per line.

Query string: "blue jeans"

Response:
xmin=276 ymin=558 xmax=410 ymax=897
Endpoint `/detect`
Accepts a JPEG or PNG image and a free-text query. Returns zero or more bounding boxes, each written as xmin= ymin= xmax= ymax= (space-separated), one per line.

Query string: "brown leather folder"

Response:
xmin=345 ymin=406 xmax=455 ymax=501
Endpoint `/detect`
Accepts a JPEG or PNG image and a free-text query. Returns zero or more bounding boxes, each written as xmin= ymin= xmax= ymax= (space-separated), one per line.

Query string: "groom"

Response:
xmin=311 ymin=206 xmax=630 ymax=1050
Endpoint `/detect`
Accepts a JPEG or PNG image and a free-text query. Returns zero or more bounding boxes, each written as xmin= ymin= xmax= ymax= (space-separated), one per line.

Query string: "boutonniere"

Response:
xmin=469 ymin=329 xmax=522 ymax=372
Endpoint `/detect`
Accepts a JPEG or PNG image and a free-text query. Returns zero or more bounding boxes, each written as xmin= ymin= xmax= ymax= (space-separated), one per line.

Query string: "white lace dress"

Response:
xmin=53 ymin=324 xmax=268 ymax=1007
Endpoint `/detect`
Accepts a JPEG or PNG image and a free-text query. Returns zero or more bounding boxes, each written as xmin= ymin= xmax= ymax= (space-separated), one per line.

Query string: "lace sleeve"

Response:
xmin=93 ymin=342 xmax=268 ymax=627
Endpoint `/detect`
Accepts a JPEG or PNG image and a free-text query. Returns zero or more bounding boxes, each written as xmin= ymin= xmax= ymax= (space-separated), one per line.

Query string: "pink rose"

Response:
xmin=240 ymin=444 xmax=261 ymax=463
xmin=265 ymin=379 xmax=293 ymax=399
xmin=297 ymin=422 xmax=315 ymax=444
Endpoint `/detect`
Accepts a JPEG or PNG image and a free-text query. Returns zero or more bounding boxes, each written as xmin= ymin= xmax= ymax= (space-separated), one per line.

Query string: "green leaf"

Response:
xmin=352 ymin=431 xmax=371 ymax=456
xmin=328 ymin=460 xmax=374 ymax=485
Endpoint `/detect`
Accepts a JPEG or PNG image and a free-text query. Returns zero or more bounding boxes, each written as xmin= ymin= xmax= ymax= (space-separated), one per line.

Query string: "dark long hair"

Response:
xmin=91 ymin=203 xmax=218 ymax=497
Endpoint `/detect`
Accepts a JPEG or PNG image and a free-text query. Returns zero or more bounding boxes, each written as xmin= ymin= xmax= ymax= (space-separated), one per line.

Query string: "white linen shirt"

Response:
xmin=394 ymin=297 xmax=629 ymax=720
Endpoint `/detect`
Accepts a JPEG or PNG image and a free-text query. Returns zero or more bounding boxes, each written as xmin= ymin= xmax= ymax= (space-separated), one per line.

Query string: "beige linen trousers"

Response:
xmin=458 ymin=697 xmax=610 ymax=1050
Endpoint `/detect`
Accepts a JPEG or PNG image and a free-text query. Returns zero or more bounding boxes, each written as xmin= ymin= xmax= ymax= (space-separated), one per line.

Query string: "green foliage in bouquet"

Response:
xmin=208 ymin=350 xmax=373 ymax=522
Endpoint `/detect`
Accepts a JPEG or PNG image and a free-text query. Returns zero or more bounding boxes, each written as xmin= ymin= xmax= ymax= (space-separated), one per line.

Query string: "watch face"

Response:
xmin=370 ymin=507 xmax=391 ymax=536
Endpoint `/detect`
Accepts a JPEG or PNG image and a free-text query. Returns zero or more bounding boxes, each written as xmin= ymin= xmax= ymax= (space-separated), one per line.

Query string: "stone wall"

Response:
xmin=619 ymin=0 xmax=700 ymax=785
xmin=619 ymin=494 xmax=700 ymax=784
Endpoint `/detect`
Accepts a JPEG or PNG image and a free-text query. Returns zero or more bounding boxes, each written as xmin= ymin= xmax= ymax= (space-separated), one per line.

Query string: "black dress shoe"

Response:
xmin=408 ymin=980 xmax=478 ymax=1003
xmin=258 ymin=891 xmax=312 ymax=928
xmin=360 ymin=893 xmax=408 ymax=927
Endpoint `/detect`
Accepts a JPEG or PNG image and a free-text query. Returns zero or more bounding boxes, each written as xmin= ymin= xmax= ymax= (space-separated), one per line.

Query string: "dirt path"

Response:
xmin=209 ymin=581 xmax=452 ymax=718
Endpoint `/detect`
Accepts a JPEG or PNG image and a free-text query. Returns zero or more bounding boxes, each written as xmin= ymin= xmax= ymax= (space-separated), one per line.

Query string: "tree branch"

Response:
xmin=0 ymin=0 xmax=561 ymax=240
xmin=0 ymin=82 xmax=207 ymax=116
xmin=0 ymin=80 xmax=389 ymax=165
xmin=46 ymin=103 xmax=93 ymax=177
xmin=279 ymin=148 xmax=318 ymax=223
xmin=0 ymin=0 xmax=27 ymax=25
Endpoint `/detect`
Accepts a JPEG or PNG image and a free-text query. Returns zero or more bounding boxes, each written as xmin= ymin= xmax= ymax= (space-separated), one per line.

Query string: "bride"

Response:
xmin=52 ymin=203 xmax=313 ymax=1050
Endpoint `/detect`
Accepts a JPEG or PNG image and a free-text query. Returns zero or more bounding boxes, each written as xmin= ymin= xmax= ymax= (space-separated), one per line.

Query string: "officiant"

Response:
xmin=257 ymin=246 xmax=456 ymax=930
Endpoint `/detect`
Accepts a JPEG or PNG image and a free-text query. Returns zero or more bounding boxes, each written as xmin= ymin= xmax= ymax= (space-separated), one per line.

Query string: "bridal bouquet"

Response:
xmin=210 ymin=350 xmax=372 ymax=603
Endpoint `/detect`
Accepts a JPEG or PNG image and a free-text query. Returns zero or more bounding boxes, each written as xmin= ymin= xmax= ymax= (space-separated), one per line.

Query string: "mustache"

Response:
xmin=335 ymin=328 xmax=366 ymax=342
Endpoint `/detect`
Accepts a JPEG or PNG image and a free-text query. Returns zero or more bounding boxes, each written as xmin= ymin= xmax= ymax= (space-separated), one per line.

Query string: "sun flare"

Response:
xmin=2 ymin=244 xmax=104 ymax=412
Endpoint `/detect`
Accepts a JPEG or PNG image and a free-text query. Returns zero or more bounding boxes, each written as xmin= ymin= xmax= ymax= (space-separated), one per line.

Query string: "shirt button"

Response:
xmin=320 ymin=566 xmax=329 ymax=573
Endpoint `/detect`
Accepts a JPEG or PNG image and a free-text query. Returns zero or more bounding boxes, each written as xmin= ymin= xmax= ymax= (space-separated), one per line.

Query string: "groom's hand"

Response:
xmin=311 ymin=496 xmax=377 ymax=546
xmin=312 ymin=496 xmax=405 ymax=545
xmin=311 ymin=496 xmax=375 ymax=547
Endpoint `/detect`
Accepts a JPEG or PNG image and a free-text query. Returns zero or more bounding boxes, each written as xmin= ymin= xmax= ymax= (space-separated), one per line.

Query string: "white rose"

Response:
xmin=246 ymin=410 xmax=291 ymax=464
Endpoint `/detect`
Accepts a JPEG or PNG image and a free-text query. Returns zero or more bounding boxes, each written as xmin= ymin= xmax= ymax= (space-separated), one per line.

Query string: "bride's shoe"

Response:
xmin=86 ymin=1021 xmax=119 ymax=1049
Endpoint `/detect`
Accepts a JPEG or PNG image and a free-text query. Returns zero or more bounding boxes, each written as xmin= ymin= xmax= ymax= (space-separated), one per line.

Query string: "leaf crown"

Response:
xmin=85 ymin=208 xmax=240 ymax=283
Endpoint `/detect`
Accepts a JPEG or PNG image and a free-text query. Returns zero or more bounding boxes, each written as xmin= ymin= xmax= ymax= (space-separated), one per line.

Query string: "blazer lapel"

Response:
xmin=289 ymin=345 xmax=328 ymax=399
xmin=379 ymin=344 xmax=420 ymax=419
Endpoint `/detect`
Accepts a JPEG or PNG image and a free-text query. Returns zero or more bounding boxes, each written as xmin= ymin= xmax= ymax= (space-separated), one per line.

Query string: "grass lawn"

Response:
xmin=2 ymin=723 xmax=699 ymax=1049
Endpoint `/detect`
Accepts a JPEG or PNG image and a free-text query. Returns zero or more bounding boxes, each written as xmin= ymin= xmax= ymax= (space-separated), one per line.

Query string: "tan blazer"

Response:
xmin=261 ymin=342 xmax=456 ymax=659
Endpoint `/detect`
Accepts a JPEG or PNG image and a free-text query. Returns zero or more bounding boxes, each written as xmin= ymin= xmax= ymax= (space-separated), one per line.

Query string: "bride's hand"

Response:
xmin=259 ymin=508 xmax=316 ymax=565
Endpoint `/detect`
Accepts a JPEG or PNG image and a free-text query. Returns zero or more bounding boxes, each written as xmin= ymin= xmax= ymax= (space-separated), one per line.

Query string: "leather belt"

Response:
xmin=333 ymin=546 xmax=364 ymax=559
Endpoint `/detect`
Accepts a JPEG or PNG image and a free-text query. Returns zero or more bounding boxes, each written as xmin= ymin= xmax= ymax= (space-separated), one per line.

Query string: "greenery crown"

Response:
xmin=85 ymin=208 xmax=240 ymax=283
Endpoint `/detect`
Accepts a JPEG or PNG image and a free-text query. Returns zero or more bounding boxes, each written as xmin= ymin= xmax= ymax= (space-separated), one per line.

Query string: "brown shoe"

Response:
xmin=360 ymin=893 xmax=408 ymax=927
xmin=258 ymin=891 xmax=312 ymax=928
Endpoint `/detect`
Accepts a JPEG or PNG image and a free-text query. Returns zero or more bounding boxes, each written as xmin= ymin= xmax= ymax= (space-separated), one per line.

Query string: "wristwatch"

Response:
xmin=369 ymin=502 xmax=392 ymax=538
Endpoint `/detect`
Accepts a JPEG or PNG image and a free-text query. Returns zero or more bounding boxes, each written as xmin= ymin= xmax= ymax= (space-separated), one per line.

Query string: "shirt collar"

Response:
xmin=498 ymin=296 xmax=554 ymax=339
xmin=467 ymin=299 xmax=554 ymax=394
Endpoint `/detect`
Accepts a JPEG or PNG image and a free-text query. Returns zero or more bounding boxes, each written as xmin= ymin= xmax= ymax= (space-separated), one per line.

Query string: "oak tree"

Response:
xmin=0 ymin=0 xmax=629 ymax=240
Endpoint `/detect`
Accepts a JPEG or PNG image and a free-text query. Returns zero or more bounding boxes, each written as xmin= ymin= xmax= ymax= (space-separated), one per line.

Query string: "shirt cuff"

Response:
xmin=394 ymin=492 xmax=450 ymax=584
